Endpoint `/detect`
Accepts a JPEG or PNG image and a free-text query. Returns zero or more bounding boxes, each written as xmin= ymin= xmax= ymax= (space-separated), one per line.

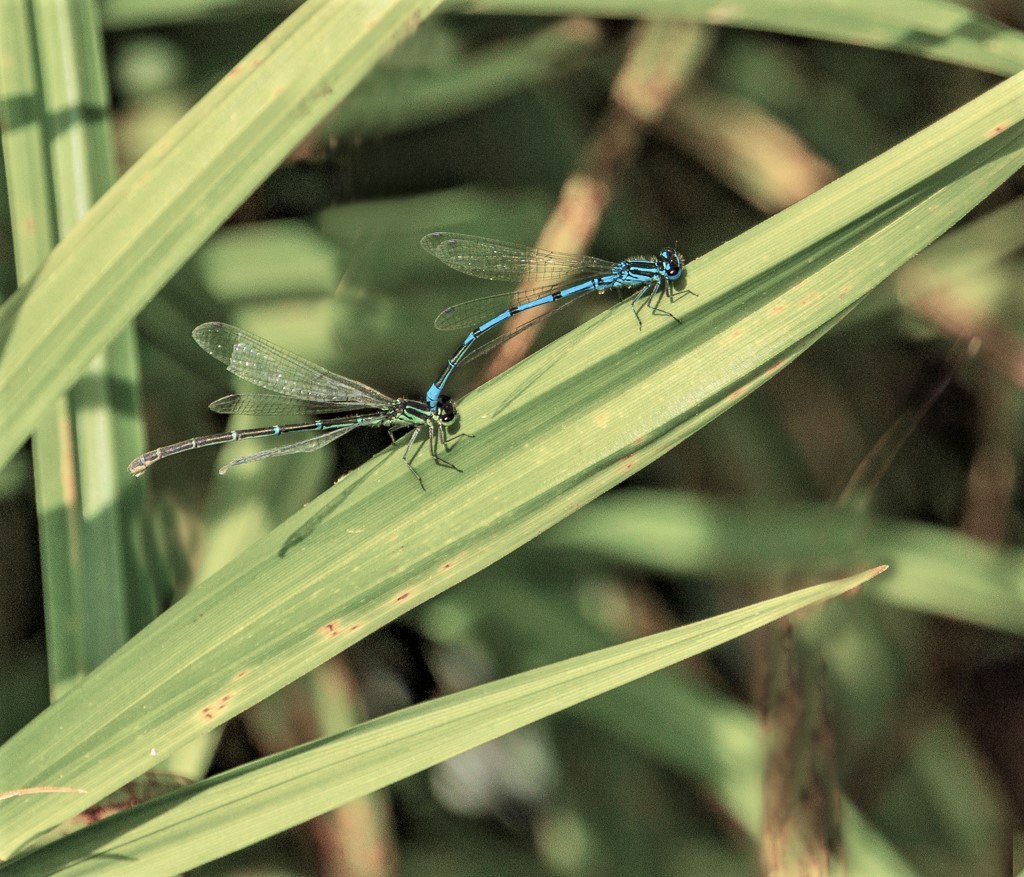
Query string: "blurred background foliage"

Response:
xmin=2 ymin=1 xmax=1023 ymax=875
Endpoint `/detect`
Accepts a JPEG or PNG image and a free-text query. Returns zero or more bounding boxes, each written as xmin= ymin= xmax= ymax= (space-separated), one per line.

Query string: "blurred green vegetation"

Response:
xmin=1 ymin=2 xmax=1023 ymax=875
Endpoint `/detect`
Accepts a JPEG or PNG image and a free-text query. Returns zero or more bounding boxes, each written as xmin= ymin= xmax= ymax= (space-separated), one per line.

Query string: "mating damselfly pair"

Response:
xmin=129 ymin=233 xmax=687 ymax=485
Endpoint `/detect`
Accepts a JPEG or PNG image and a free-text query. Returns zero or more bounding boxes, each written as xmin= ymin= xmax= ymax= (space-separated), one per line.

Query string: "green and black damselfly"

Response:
xmin=129 ymin=323 xmax=458 ymax=489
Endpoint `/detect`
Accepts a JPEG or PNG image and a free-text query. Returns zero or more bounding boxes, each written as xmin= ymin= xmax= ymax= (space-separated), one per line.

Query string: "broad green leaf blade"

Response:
xmin=463 ymin=0 xmax=1024 ymax=75
xmin=1 ymin=569 xmax=882 ymax=875
xmin=0 ymin=0 xmax=443 ymax=472
xmin=0 ymin=71 xmax=1020 ymax=854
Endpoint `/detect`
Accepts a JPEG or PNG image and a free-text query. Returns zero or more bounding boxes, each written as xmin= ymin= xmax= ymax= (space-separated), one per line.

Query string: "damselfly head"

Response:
xmin=659 ymin=248 xmax=685 ymax=282
xmin=436 ymin=396 xmax=457 ymax=424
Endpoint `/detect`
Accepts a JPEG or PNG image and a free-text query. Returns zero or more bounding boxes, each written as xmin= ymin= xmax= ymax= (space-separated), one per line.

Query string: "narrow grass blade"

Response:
xmin=1 ymin=569 xmax=881 ymax=874
xmin=463 ymin=0 xmax=1024 ymax=75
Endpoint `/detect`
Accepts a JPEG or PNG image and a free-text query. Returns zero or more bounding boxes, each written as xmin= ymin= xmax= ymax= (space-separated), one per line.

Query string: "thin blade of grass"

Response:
xmin=463 ymin=0 xmax=1024 ymax=75
xmin=1 ymin=569 xmax=881 ymax=874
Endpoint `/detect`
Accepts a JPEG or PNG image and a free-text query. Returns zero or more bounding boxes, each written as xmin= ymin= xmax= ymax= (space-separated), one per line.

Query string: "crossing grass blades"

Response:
xmin=129 ymin=323 xmax=459 ymax=489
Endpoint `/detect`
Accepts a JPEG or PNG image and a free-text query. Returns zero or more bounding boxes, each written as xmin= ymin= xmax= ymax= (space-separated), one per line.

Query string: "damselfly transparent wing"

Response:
xmin=433 ymin=278 xmax=583 ymax=331
xmin=192 ymin=322 xmax=392 ymax=406
xmin=208 ymin=394 xmax=379 ymax=417
xmin=218 ymin=423 xmax=365 ymax=473
xmin=421 ymin=232 xmax=614 ymax=286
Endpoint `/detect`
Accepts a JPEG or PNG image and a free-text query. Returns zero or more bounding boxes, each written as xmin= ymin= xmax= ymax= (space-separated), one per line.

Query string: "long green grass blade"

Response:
xmin=99 ymin=0 xmax=1024 ymax=78
xmin=1 ymin=568 xmax=881 ymax=874
xmin=34 ymin=0 xmax=154 ymax=694
xmin=461 ymin=0 xmax=1024 ymax=75
xmin=0 ymin=0 xmax=153 ymax=697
